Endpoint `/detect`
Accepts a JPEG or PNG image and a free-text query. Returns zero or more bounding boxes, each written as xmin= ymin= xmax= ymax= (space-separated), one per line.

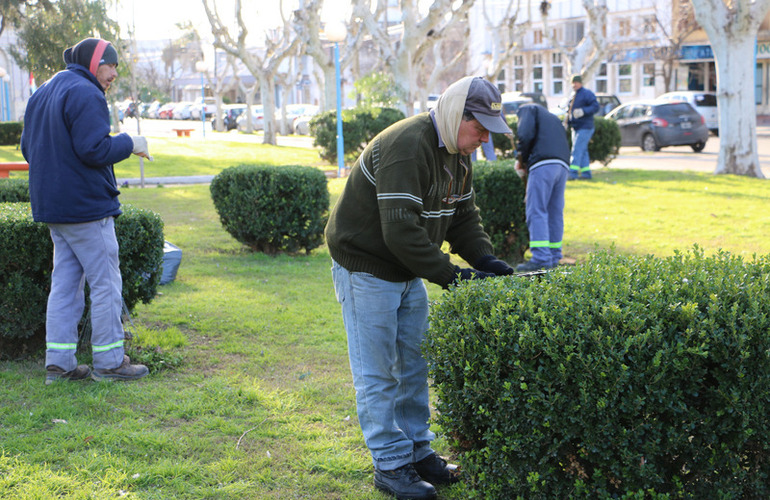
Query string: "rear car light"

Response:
xmin=652 ymin=117 xmax=669 ymax=127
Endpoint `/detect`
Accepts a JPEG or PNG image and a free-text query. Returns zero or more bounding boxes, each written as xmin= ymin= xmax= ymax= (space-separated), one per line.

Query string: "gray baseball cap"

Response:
xmin=464 ymin=77 xmax=511 ymax=134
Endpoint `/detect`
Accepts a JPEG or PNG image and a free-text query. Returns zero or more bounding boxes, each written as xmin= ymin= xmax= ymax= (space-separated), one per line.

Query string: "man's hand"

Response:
xmin=445 ymin=266 xmax=495 ymax=289
xmin=474 ymin=255 xmax=514 ymax=276
xmin=572 ymin=108 xmax=585 ymax=119
xmin=131 ymin=136 xmax=153 ymax=161
xmin=514 ymin=160 xmax=527 ymax=179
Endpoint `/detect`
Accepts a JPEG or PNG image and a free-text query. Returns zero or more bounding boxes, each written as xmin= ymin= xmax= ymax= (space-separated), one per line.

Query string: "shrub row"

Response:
xmin=0 ymin=200 xmax=165 ymax=342
xmin=309 ymin=107 xmax=405 ymax=164
xmin=426 ymin=247 xmax=770 ymax=498
xmin=472 ymin=161 xmax=528 ymax=263
xmin=210 ymin=164 xmax=329 ymax=255
xmin=492 ymin=115 xmax=621 ymax=166
xmin=0 ymin=122 xmax=23 ymax=146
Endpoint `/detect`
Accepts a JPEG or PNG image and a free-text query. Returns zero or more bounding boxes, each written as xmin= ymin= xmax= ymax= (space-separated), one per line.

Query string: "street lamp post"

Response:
xmin=0 ymin=68 xmax=6 ymax=122
xmin=325 ymin=22 xmax=346 ymax=178
xmin=195 ymin=60 xmax=208 ymax=138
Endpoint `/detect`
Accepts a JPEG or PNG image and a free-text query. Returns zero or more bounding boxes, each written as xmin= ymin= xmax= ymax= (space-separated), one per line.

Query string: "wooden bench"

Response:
xmin=0 ymin=162 xmax=29 ymax=178
xmin=172 ymin=128 xmax=194 ymax=137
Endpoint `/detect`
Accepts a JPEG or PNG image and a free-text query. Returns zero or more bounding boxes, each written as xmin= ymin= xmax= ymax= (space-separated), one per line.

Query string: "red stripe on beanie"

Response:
xmin=89 ymin=40 xmax=109 ymax=76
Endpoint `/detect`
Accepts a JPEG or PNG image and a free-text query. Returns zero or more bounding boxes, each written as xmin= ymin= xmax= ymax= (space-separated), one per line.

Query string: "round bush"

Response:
xmin=210 ymin=164 xmax=329 ymax=255
xmin=0 ymin=178 xmax=31 ymax=202
xmin=310 ymin=107 xmax=405 ymax=164
xmin=426 ymin=248 xmax=770 ymax=498
xmin=473 ymin=161 xmax=528 ymax=263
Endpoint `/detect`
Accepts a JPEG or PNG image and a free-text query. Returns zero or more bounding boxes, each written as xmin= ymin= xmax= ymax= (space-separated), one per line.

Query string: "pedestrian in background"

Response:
xmin=566 ymin=74 xmax=599 ymax=180
xmin=515 ymin=104 xmax=571 ymax=272
xmin=21 ymin=37 xmax=152 ymax=385
xmin=326 ymin=76 xmax=515 ymax=500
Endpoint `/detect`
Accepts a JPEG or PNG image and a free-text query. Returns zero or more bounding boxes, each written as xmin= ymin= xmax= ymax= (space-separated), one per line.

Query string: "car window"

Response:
xmin=693 ymin=94 xmax=717 ymax=107
xmin=654 ymin=103 xmax=698 ymax=118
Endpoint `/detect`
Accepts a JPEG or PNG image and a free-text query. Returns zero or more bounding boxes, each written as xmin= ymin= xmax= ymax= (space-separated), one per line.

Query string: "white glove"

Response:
xmin=130 ymin=136 xmax=153 ymax=161
xmin=572 ymin=108 xmax=585 ymax=119
xmin=514 ymin=160 xmax=527 ymax=179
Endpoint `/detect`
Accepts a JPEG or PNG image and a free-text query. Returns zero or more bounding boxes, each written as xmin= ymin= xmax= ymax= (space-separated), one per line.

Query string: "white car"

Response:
xmin=236 ymin=105 xmax=265 ymax=132
xmin=655 ymin=91 xmax=718 ymax=135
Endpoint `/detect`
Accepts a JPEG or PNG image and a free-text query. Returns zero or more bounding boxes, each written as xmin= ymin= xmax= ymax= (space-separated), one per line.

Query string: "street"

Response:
xmin=121 ymin=118 xmax=770 ymax=178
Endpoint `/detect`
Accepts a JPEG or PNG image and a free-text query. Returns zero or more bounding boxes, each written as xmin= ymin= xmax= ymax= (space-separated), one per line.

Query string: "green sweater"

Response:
xmin=325 ymin=113 xmax=494 ymax=288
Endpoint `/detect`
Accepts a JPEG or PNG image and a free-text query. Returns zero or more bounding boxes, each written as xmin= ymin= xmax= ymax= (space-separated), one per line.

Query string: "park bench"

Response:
xmin=172 ymin=128 xmax=194 ymax=137
xmin=0 ymin=162 xmax=29 ymax=178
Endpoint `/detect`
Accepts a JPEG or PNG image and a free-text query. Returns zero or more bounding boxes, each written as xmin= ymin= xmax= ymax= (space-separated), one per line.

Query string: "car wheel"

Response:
xmin=691 ymin=141 xmax=706 ymax=153
xmin=641 ymin=133 xmax=659 ymax=152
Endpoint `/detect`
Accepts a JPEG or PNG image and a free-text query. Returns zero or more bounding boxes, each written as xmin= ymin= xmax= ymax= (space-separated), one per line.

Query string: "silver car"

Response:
xmin=605 ymin=101 xmax=709 ymax=152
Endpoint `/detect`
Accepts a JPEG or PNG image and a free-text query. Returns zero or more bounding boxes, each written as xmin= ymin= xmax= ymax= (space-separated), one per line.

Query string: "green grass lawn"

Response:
xmin=1 ymin=148 xmax=769 ymax=498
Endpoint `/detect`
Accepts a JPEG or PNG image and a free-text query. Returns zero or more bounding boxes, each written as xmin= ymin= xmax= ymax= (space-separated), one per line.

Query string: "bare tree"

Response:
xmin=472 ymin=0 xmax=532 ymax=84
xmin=690 ymin=0 xmax=769 ymax=177
xmin=203 ymin=0 xmax=299 ymax=145
xmin=292 ymin=0 xmax=369 ymax=113
xmin=541 ymin=0 xmax=608 ymax=81
xmin=652 ymin=0 xmax=699 ymax=92
xmin=356 ymin=0 xmax=476 ymax=115
xmin=209 ymin=53 xmax=240 ymax=132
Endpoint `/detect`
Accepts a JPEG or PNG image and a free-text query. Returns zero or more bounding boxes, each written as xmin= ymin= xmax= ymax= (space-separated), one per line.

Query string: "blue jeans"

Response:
xmin=525 ymin=164 xmax=567 ymax=267
xmin=331 ymin=261 xmax=436 ymax=470
xmin=46 ymin=217 xmax=125 ymax=371
xmin=570 ymin=127 xmax=594 ymax=178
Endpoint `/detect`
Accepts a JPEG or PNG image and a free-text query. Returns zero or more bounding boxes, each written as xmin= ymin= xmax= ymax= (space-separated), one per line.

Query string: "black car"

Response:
xmin=605 ymin=100 xmax=709 ymax=152
xmin=213 ymin=104 xmax=247 ymax=131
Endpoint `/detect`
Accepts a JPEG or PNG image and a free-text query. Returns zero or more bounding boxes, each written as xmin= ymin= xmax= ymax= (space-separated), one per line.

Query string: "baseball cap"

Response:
xmin=464 ymin=77 xmax=511 ymax=134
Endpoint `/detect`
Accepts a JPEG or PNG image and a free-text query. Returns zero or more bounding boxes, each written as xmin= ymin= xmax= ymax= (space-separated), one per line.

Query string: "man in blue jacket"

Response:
xmin=566 ymin=75 xmax=599 ymax=180
xmin=21 ymin=37 xmax=152 ymax=385
xmin=515 ymin=104 xmax=570 ymax=271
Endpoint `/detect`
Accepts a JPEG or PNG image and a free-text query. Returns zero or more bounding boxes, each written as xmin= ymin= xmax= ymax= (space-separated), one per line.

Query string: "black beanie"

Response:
xmin=63 ymin=38 xmax=118 ymax=76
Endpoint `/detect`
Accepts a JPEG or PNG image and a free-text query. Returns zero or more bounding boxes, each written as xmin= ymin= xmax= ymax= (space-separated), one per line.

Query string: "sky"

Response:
xmin=114 ymin=0 xmax=352 ymax=42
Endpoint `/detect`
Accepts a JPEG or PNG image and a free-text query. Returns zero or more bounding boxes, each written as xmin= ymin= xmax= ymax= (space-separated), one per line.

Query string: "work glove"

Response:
xmin=445 ymin=266 xmax=495 ymax=289
xmin=514 ymin=160 xmax=527 ymax=179
xmin=474 ymin=255 xmax=515 ymax=276
xmin=572 ymin=108 xmax=585 ymax=119
xmin=131 ymin=135 xmax=153 ymax=160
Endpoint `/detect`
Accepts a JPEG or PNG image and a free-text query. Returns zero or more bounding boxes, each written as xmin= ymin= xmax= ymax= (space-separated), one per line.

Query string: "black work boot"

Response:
xmin=414 ymin=453 xmax=460 ymax=485
xmin=45 ymin=364 xmax=92 ymax=385
xmin=374 ymin=463 xmax=437 ymax=500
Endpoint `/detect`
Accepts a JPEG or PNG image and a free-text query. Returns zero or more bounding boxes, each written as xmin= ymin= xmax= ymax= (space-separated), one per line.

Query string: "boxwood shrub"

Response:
xmin=472 ymin=161 xmax=528 ymax=263
xmin=491 ymin=115 xmax=620 ymax=166
xmin=0 ymin=178 xmax=30 ymax=202
xmin=310 ymin=107 xmax=405 ymax=164
xmin=0 ymin=202 xmax=164 ymax=343
xmin=210 ymin=164 xmax=329 ymax=254
xmin=0 ymin=122 xmax=23 ymax=145
xmin=426 ymin=248 xmax=770 ymax=498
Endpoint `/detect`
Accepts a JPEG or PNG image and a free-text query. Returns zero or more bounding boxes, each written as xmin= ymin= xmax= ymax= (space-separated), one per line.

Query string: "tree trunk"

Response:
xmin=710 ymin=36 xmax=763 ymax=177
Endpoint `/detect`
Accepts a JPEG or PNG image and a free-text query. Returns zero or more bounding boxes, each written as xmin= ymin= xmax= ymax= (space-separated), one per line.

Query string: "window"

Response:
xmin=642 ymin=16 xmax=656 ymax=35
xmin=618 ymin=18 xmax=631 ymax=38
xmin=552 ymin=52 xmax=563 ymax=96
xmin=643 ymin=63 xmax=655 ymax=87
xmin=533 ymin=54 xmax=543 ymax=93
xmin=513 ymin=55 xmax=524 ymax=92
xmin=595 ymin=63 xmax=608 ymax=94
xmin=618 ymin=64 xmax=632 ymax=94
xmin=565 ymin=21 xmax=584 ymax=45
xmin=533 ymin=29 xmax=543 ymax=45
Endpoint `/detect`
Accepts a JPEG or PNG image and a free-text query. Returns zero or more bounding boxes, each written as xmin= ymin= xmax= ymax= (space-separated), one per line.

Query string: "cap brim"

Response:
xmin=472 ymin=112 xmax=511 ymax=134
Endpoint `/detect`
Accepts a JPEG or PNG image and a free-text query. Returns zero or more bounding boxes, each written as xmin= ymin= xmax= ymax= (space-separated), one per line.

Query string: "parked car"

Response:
xmin=145 ymin=100 xmax=161 ymax=119
xmin=213 ymin=104 xmax=247 ymax=131
xmin=655 ymin=91 xmax=718 ymax=135
xmin=191 ymin=97 xmax=217 ymax=120
xmin=158 ymin=102 xmax=176 ymax=119
xmin=172 ymin=102 xmax=194 ymax=120
xmin=595 ymin=93 xmax=621 ymax=116
xmin=236 ymin=105 xmax=265 ymax=131
xmin=280 ymin=104 xmax=319 ymax=133
xmin=604 ymin=100 xmax=709 ymax=152
xmin=501 ymin=92 xmax=535 ymax=117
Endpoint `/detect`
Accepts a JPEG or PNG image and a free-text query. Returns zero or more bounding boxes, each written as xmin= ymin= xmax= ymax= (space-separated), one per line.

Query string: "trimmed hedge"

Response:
xmin=472 ymin=161 xmax=528 ymax=263
xmin=0 ymin=202 xmax=164 ymax=342
xmin=310 ymin=107 xmax=405 ymax=164
xmin=0 ymin=122 xmax=23 ymax=145
xmin=210 ymin=164 xmax=329 ymax=255
xmin=490 ymin=115 xmax=620 ymax=165
xmin=0 ymin=178 xmax=30 ymax=202
xmin=426 ymin=248 xmax=770 ymax=498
